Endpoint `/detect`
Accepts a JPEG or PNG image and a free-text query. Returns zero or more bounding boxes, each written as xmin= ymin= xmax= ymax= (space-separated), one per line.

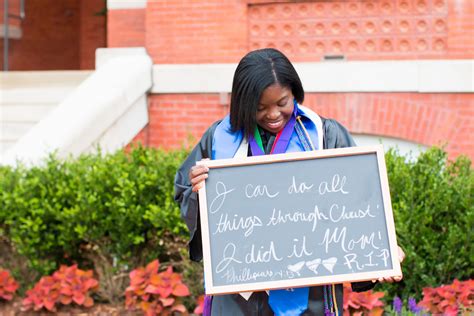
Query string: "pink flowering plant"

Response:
xmin=193 ymin=295 xmax=205 ymax=315
xmin=125 ymin=259 xmax=190 ymax=316
xmin=418 ymin=279 xmax=473 ymax=316
xmin=343 ymin=283 xmax=385 ymax=316
xmin=21 ymin=265 xmax=99 ymax=312
xmin=0 ymin=269 xmax=19 ymax=301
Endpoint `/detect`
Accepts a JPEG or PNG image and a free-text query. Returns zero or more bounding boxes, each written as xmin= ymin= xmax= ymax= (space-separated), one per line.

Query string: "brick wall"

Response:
xmin=0 ymin=0 xmax=22 ymax=28
xmin=79 ymin=0 xmax=107 ymax=69
xmin=133 ymin=93 xmax=473 ymax=161
xmin=305 ymin=93 xmax=473 ymax=159
xmin=145 ymin=1 xmax=248 ymax=64
xmin=135 ymin=94 xmax=228 ymax=149
xmin=0 ymin=0 xmax=105 ymax=70
xmin=107 ymin=8 xmax=145 ymax=47
xmin=247 ymin=0 xmax=474 ymax=61
xmin=105 ymin=0 xmax=474 ymax=63
xmin=121 ymin=0 xmax=474 ymax=161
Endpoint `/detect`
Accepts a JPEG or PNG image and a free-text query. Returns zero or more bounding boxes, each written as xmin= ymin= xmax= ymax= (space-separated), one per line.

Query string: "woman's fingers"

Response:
xmin=190 ymin=165 xmax=209 ymax=192
xmin=398 ymin=246 xmax=406 ymax=263
xmin=191 ymin=173 xmax=209 ymax=191
xmin=378 ymin=274 xmax=403 ymax=283
xmin=189 ymin=165 xmax=209 ymax=178
xmin=393 ymin=275 xmax=403 ymax=282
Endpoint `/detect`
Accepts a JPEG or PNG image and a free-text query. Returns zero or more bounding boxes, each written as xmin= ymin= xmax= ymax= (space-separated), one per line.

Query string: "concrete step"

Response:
xmin=0 ymin=71 xmax=92 ymax=89
xmin=1 ymin=51 xmax=152 ymax=166
xmin=0 ymin=71 xmax=92 ymax=157
xmin=1 ymin=122 xmax=34 ymax=141
xmin=0 ymin=140 xmax=15 ymax=154
xmin=1 ymin=104 xmax=57 ymax=122
xmin=1 ymin=87 xmax=79 ymax=105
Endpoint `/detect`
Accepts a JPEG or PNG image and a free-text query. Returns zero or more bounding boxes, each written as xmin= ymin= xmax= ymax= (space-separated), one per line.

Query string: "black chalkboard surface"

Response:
xmin=197 ymin=145 xmax=401 ymax=295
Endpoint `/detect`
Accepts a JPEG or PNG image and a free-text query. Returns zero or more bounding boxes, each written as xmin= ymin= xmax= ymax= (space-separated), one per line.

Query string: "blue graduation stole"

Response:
xmin=211 ymin=101 xmax=321 ymax=315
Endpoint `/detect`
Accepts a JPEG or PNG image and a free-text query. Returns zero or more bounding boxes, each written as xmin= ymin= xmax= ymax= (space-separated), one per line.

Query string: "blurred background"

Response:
xmin=0 ymin=0 xmax=472 ymax=164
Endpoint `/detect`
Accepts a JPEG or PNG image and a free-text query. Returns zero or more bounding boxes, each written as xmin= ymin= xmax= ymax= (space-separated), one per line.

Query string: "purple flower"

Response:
xmin=393 ymin=296 xmax=403 ymax=314
xmin=408 ymin=297 xmax=423 ymax=314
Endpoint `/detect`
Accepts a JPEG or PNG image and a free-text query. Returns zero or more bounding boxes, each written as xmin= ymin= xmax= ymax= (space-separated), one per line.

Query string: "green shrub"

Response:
xmin=0 ymin=145 xmax=189 ymax=298
xmin=1 ymin=145 xmax=472 ymax=304
xmin=381 ymin=147 xmax=473 ymax=300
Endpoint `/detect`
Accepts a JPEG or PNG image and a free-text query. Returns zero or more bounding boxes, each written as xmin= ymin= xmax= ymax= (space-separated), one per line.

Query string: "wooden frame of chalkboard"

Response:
xmin=197 ymin=145 xmax=401 ymax=295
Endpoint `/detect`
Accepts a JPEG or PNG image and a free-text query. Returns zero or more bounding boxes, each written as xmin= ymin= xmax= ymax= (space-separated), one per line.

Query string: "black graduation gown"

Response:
xmin=174 ymin=117 xmax=376 ymax=315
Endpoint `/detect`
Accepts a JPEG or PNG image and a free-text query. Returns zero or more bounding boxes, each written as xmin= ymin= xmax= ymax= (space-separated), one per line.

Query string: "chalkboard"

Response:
xmin=197 ymin=145 xmax=401 ymax=295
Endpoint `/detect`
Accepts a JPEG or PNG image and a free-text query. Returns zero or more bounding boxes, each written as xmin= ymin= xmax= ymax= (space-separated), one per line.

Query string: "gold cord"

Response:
xmin=332 ymin=284 xmax=339 ymax=316
xmin=296 ymin=116 xmax=316 ymax=151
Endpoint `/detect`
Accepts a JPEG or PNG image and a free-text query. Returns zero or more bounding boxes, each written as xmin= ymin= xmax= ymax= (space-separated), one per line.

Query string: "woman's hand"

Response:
xmin=373 ymin=246 xmax=405 ymax=283
xmin=189 ymin=164 xmax=209 ymax=192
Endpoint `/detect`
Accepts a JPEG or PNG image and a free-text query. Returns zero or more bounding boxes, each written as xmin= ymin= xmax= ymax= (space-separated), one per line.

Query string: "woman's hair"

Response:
xmin=230 ymin=48 xmax=304 ymax=137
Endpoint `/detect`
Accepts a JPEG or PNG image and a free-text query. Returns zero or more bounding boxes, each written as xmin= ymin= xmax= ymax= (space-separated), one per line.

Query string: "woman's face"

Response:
xmin=256 ymin=84 xmax=294 ymax=134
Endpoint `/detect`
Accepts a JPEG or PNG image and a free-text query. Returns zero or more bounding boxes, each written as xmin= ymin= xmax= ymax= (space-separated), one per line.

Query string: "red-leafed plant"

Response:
xmin=0 ymin=269 xmax=19 ymax=301
xmin=22 ymin=265 xmax=99 ymax=312
xmin=418 ymin=279 xmax=473 ymax=316
xmin=343 ymin=283 xmax=385 ymax=316
xmin=125 ymin=259 xmax=190 ymax=316
xmin=193 ymin=295 xmax=205 ymax=315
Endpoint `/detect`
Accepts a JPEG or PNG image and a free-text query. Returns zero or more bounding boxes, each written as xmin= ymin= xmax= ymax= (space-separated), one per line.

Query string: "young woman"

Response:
xmin=174 ymin=48 xmax=404 ymax=315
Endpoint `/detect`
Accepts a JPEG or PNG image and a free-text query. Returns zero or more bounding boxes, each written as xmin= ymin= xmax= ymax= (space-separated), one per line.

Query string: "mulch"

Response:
xmin=0 ymin=298 xmax=141 ymax=316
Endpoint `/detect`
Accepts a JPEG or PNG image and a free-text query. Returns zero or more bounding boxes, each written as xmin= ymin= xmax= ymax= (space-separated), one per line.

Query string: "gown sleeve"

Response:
xmin=322 ymin=118 xmax=378 ymax=292
xmin=322 ymin=118 xmax=357 ymax=149
xmin=174 ymin=121 xmax=220 ymax=262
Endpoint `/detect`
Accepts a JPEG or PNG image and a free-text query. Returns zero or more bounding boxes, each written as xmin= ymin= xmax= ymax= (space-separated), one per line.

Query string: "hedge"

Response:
xmin=0 ymin=145 xmax=472 ymax=302
xmin=0 ymin=146 xmax=191 ymax=300
xmin=382 ymin=147 xmax=473 ymax=300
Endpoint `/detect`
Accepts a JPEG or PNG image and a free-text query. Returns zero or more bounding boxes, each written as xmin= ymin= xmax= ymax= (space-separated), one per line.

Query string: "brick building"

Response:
xmin=0 ymin=0 xmax=106 ymax=70
xmin=2 ymin=0 xmax=473 ymax=160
